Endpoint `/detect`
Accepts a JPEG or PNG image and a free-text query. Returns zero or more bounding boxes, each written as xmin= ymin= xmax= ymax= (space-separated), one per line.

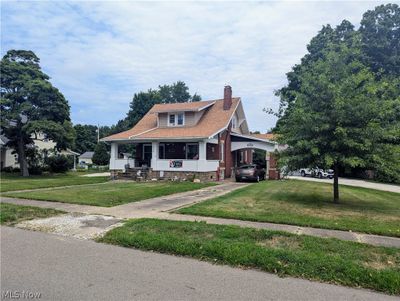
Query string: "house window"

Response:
xmin=169 ymin=114 xmax=175 ymax=126
xmin=159 ymin=144 xmax=165 ymax=159
xmin=168 ymin=112 xmax=185 ymax=126
xmin=186 ymin=143 xmax=199 ymax=160
xmin=177 ymin=113 xmax=184 ymax=125
xmin=220 ymin=142 xmax=224 ymax=162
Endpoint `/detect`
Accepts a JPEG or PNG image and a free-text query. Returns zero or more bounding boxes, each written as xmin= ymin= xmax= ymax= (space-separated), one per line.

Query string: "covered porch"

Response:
xmin=109 ymin=139 xmax=220 ymax=178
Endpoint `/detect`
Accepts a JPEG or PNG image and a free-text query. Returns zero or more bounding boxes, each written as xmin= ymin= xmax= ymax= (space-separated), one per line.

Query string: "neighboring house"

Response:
xmin=0 ymin=133 xmax=79 ymax=170
xmin=102 ymin=86 xmax=278 ymax=181
xmin=78 ymin=152 xmax=94 ymax=165
xmin=0 ymin=135 xmax=17 ymax=169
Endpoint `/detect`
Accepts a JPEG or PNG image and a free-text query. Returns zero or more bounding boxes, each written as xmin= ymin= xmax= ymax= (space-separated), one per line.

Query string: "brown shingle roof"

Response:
xmin=102 ymin=98 xmax=240 ymax=141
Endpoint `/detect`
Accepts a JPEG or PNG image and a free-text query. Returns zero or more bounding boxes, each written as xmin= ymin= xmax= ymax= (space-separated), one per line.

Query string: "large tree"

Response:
xmin=359 ymin=3 xmax=400 ymax=76
xmin=73 ymin=124 xmax=98 ymax=154
xmin=0 ymin=50 xmax=75 ymax=176
xmin=272 ymin=18 xmax=400 ymax=203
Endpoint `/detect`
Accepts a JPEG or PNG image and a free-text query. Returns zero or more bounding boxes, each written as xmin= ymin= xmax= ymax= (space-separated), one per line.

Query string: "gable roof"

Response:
xmin=79 ymin=151 xmax=94 ymax=159
xmin=102 ymin=98 xmax=241 ymax=141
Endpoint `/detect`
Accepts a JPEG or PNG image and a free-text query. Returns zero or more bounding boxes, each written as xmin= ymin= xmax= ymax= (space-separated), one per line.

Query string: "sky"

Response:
xmin=1 ymin=0 xmax=390 ymax=132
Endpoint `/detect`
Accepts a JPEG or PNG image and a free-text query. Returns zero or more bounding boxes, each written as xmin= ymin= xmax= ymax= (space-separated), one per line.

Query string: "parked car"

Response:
xmin=235 ymin=164 xmax=266 ymax=182
xmin=300 ymin=167 xmax=333 ymax=179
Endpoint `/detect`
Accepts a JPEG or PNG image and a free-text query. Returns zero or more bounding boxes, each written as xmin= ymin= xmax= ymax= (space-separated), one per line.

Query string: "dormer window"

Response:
xmin=168 ymin=112 xmax=184 ymax=126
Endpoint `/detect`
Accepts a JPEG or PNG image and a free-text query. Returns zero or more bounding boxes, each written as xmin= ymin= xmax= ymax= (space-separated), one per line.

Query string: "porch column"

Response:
xmin=110 ymin=142 xmax=118 ymax=170
xmin=265 ymin=151 xmax=270 ymax=179
xmin=198 ymin=140 xmax=207 ymax=171
xmin=151 ymin=141 xmax=158 ymax=169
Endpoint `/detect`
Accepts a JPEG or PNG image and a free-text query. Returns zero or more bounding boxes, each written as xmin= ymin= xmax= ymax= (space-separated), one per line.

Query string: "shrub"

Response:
xmin=92 ymin=143 xmax=110 ymax=166
xmin=45 ymin=155 xmax=72 ymax=173
xmin=28 ymin=165 xmax=43 ymax=175
xmin=1 ymin=166 xmax=14 ymax=173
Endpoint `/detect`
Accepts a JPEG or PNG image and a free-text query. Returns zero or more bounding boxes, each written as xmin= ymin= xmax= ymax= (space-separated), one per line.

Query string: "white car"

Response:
xmin=300 ymin=167 xmax=334 ymax=179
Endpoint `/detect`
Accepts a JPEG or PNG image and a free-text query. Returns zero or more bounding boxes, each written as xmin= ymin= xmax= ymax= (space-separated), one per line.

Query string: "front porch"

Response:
xmin=109 ymin=140 xmax=220 ymax=181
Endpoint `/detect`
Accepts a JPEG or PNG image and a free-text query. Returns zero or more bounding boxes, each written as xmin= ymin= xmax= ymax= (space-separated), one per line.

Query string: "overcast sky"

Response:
xmin=1 ymin=1 xmax=389 ymax=132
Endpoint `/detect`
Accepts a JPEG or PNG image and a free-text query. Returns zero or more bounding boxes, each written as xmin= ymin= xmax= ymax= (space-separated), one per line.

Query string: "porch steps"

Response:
xmin=117 ymin=168 xmax=150 ymax=180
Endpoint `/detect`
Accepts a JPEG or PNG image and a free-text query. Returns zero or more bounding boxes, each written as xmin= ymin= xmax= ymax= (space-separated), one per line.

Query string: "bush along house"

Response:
xmin=102 ymin=86 xmax=279 ymax=181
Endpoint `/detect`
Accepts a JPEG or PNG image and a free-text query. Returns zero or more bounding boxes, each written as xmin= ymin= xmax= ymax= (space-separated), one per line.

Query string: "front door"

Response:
xmin=142 ymin=144 xmax=152 ymax=167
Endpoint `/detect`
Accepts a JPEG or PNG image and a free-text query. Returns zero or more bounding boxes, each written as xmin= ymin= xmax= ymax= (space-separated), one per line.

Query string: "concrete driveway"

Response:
xmin=2 ymin=227 xmax=396 ymax=301
xmin=288 ymin=176 xmax=400 ymax=193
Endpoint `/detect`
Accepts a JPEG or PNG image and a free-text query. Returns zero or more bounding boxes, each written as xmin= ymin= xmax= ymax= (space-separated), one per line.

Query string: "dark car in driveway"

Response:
xmin=235 ymin=164 xmax=266 ymax=182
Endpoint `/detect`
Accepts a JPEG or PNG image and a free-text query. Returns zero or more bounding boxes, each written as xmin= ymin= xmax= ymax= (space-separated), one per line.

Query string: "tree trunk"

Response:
xmin=17 ymin=135 xmax=29 ymax=177
xmin=333 ymin=163 xmax=339 ymax=204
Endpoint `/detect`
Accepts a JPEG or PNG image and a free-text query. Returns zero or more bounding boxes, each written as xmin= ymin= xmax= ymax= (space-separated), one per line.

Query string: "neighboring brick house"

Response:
xmin=102 ymin=86 xmax=277 ymax=181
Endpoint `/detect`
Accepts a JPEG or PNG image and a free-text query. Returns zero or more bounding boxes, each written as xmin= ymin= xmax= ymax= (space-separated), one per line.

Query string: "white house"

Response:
xmin=0 ymin=133 xmax=79 ymax=170
xmin=101 ymin=86 xmax=278 ymax=181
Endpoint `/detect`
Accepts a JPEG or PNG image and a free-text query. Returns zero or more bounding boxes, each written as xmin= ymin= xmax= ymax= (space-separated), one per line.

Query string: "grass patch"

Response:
xmin=177 ymin=180 xmax=400 ymax=237
xmin=99 ymin=218 xmax=400 ymax=295
xmin=0 ymin=172 xmax=109 ymax=192
xmin=0 ymin=203 xmax=64 ymax=225
xmin=3 ymin=181 xmax=216 ymax=207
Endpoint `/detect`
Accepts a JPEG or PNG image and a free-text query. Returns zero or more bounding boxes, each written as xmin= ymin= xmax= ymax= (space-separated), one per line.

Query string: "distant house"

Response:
xmin=78 ymin=151 xmax=94 ymax=165
xmin=0 ymin=133 xmax=79 ymax=170
xmin=102 ymin=86 xmax=279 ymax=181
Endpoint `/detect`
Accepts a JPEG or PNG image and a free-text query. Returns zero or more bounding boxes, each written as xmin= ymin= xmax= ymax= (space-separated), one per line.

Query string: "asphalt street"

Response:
xmin=1 ymin=227 xmax=397 ymax=301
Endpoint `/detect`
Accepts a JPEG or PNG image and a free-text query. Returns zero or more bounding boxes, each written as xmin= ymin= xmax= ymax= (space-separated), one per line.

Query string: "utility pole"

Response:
xmin=97 ymin=123 xmax=100 ymax=143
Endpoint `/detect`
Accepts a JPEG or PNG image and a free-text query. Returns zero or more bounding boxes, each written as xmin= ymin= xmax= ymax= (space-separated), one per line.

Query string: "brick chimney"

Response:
xmin=223 ymin=85 xmax=232 ymax=110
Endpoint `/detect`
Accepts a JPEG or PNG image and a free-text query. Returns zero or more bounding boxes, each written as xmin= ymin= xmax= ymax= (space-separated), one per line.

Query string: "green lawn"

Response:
xmin=0 ymin=203 xmax=64 ymax=225
xmin=3 ymin=181 xmax=216 ymax=207
xmin=0 ymin=172 xmax=109 ymax=192
xmin=177 ymin=180 xmax=400 ymax=237
xmin=99 ymin=219 xmax=400 ymax=295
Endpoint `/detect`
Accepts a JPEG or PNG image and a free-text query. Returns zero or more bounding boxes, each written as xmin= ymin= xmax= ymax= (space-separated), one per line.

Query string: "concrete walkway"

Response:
xmin=80 ymin=172 xmax=111 ymax=177
xmin=2 ymin=180 xmax=400 ymax=248
xmin=289 ymin=176 xmax=400 ymax=193
xmin=4 ymin=227 xmax=396 ymax=301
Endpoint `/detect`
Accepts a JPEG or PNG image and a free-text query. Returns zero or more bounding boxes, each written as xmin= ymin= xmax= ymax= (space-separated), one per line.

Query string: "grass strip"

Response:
xmin=0 ymin=203 xmax=65 ymax=225
xmin=99 ymin=218 xmax=400 ymax=295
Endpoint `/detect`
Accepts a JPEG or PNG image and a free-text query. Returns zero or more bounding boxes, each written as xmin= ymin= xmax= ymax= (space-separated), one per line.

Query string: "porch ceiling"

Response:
xmin=230 ymin=133 xmax=276 ymax=152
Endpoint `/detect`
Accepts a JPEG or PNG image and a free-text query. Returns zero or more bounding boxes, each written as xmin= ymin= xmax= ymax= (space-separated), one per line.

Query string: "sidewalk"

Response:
xmin=288 ymin=176 xmax=400 ymax=193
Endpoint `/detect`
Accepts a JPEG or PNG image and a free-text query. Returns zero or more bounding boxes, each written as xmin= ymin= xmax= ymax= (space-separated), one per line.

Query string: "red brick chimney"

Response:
xmin=223 ymin=85 xmax=232 ymax=110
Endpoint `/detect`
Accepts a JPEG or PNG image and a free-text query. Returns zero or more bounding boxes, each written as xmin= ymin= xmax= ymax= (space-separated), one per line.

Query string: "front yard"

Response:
xmin=3 ymin=181 xmax=216 ymax=207
xmin=99 ymin=218 xmax=400 ymax=295
xmin=0 ymin=172 xmax=109 ymax=192
xmin=0 ymin=203 xmax=64 ymax=225
xmin=177 ymin=180 xmax=400 ymax=237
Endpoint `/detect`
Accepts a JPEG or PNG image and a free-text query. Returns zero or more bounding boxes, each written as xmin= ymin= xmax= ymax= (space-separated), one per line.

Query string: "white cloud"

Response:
xmin=1 ymin=0 xmax=388 ymax=131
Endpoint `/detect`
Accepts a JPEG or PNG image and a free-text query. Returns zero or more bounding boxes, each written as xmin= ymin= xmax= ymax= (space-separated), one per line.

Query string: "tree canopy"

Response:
xmin=0 ymin=50 xmax=75 ymax=176
xmin=271 ymin=4 xmax=400 ymax=202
